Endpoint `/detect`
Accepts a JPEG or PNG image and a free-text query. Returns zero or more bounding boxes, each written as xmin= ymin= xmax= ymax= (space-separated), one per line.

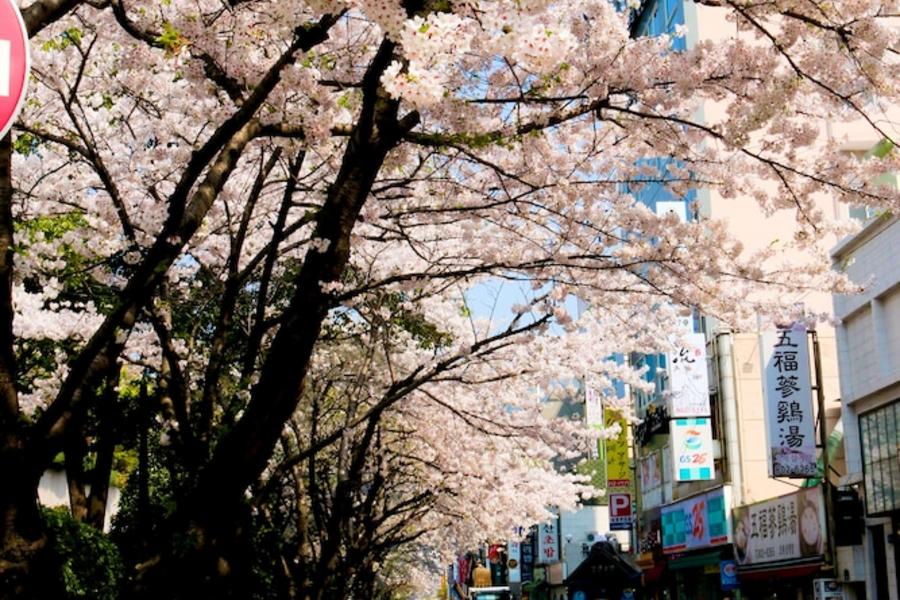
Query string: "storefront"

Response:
xmin=660 ymin=486 xmax=734 ymax=600
xmin=635 ymin=551 xmax=667 ymax=600
xmin=635 ymin=509 xmax=667 ymax=600
xmin=670 ymin=549 xmax=736 ymax=600
xmin=731 ymin=485 xmax=831 ymax=600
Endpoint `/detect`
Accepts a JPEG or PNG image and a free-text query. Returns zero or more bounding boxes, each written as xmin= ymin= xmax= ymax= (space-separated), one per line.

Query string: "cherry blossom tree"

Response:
xmin=1 ymin=0 xmax=898 ymax=596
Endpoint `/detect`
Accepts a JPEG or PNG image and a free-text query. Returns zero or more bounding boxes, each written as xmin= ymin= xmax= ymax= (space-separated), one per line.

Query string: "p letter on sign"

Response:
xmin=0 ymin=0 xmax=30 ymax=138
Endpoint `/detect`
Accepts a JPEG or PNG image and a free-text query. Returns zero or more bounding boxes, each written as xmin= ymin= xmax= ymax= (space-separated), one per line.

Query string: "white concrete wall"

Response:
xmin=558 ymin=505 xmax=628 ymax=578
xmin=834 ymin=218 xmax=900 ymax=405
xmin=38 ymin=469 xmax=122 ymax=533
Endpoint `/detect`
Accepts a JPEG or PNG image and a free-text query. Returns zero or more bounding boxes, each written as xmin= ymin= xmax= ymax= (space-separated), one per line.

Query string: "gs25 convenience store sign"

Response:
xmin=670 ymin=417 xmax=715 ymax=481
xmin=661 ymin=487 xmax=732 ymax=554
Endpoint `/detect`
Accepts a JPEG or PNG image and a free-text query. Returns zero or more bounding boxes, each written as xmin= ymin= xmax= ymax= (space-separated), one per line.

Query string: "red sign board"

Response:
xmin=610 ymin=493 xmax=631 ymax=517
xmin=610 ymin=493 xmax=633 ymax=530
xmin=0 ymin=0 xmax=29 ymax=138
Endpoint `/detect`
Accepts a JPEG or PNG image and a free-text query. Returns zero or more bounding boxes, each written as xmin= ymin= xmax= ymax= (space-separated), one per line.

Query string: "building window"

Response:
xmin=859 ymin=400 xmax=900 ymax=515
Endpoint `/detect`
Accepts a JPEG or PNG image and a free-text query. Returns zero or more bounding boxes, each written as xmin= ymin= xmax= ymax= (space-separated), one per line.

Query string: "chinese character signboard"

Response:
xmin=536 ymin=519 xmax=559 ymax=564
xmin=661 ymin=486 xmax=732 ymax=554
xmin=761 ymin=326 xmax=817 ymax=477
xmin=733 ymin=486 xmax=826 ymax=566
xmin=609 ymin=493 xmax=633 ymax=531
xmin=667 ymin=333 xmax=711 ymax=417
xmin=604 ymin=405 xmax=632 ymax=492
xmin=0 ymin=0 xmax=30 ymax=139
xmin=670 ymin=417 xmax=715 ymax=481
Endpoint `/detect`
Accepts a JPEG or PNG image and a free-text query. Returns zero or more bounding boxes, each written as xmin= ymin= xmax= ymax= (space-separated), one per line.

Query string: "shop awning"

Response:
xmin=667 ymin=550 xmax=723 ymax=571
xmin=737 ymin=560 xmax=824 ymax=582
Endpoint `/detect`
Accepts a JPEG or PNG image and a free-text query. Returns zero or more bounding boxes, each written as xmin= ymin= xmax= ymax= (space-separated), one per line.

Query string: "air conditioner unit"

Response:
xmin=836 ymin=546 xmax=867 ymax=582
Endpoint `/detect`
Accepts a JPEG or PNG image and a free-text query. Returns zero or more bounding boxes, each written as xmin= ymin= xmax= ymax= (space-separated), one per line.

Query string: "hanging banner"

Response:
xmin=667 ymin=332 xmax=711 ymax=417
xmin=536 ymin=518 xmax=559 ymax=564
xmin=585 ymin=387 xmax=603 ymax=459
xmin=640 ymin=450 xmax=664 ymax=509
xmin=733 ymin=486 xmax=826 ymax=566
xmin=761 ymin=326 xmax=817 ymax=478
xmin=661 ymin=486 xmax=732 ymax=554
xmin=670 ymin=417 xmax=715 ymax=481
xmin=604 ymin=405 xmax=632 ymax=492
xmin=521 ymin=529 xmax=534 ymax=583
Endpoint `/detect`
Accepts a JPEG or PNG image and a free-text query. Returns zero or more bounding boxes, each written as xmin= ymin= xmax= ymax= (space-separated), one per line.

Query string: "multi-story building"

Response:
xmin=626 ymin=2 xmax=863 ymax=599
xmin=832 ymin=214 xmax=900 ymax=600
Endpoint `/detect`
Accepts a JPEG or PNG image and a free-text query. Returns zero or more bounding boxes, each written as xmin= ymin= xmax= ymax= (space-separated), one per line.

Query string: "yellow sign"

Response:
xmin=605 ymin=406 xmax=632 ymax=493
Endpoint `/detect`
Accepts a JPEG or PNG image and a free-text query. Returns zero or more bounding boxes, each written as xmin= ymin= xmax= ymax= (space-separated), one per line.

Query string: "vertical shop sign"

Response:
xmin=536 ymin=519 xmax=559 ymax=564
xmin=720 ymin=560 xmax=738 ymax=591
xmin=604 ymin=405 xmax=632 ymax=492
xmin=640 ymin=450 xmax=664 ymax=509
xmin=670 ymin=417 xmax=715 ymax=481
xmin=520 ymin=529 xmax=534 ymax=583
xmin=585 ymin=386 xmax=604 ymax=459
xmin=668 ymin=332 xmax=711 ymax=417
xmin=507 ymin=541 xmax=521 ymax=583
xmin=761 ymin=326 xmax=817 ymax=477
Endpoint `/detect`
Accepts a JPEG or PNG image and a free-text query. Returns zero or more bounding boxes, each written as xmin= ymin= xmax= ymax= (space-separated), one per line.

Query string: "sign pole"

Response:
xmin=810 ymin=329 xmax=835 ymax=572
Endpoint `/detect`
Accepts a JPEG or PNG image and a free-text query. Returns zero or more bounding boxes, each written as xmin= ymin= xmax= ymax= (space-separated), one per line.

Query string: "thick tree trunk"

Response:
xmin=85 ymin=381 xmax=117 ymax=530
xmin=0 ymin=438 xmax=61 ymax=600
xmin=0 ymin=128 xmax=53 ymax=600
xmin=64 ymin=421 xmax=89 ymax=523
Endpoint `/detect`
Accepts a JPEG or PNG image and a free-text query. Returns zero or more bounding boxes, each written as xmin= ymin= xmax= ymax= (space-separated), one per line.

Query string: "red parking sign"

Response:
xmin=610 ymin=493 xmax=631 ymax=517
xmin=0 ymin=0 xmax=29 ymax=138
xmin=609 ymin=493 xmax=633 ymax=531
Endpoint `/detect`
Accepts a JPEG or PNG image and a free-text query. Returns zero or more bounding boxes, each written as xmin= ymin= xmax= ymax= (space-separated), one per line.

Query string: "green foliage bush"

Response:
xmin=42 ymin=507 xmax=123 ymax=599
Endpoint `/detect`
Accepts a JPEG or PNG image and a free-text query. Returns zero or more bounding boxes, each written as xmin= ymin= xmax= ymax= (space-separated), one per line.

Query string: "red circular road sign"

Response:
xmin=0 ymin=0 xmax=30 ymax=139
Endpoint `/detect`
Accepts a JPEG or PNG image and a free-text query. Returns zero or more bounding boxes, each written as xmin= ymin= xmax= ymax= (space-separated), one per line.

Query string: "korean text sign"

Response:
xmin=536 ymin=519 xmax=559 ymax=564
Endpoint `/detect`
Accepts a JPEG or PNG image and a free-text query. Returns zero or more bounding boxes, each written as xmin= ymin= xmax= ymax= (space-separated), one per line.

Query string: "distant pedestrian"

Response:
xmin=472 ymin=560 xmax=492 ymax=587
